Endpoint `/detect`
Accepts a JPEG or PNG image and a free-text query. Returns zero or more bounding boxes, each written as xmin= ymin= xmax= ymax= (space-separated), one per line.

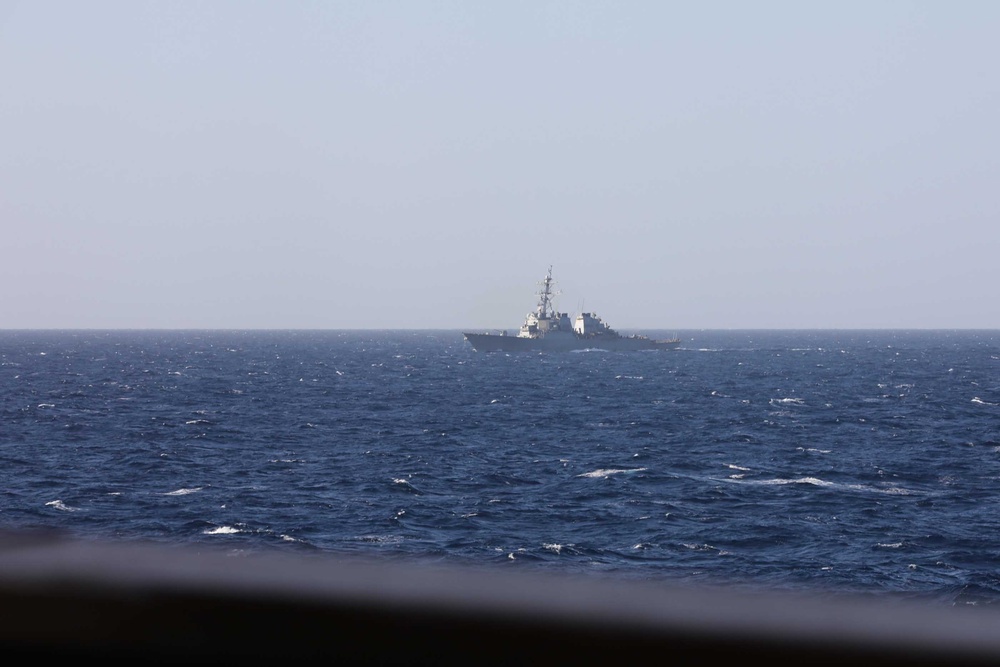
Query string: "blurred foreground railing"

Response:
xmin=2 ymin=528 xmax=1000 ymax=665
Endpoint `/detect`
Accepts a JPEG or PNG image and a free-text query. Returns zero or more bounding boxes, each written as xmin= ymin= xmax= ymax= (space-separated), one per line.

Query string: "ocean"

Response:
xmin=2 ymin=329 xmax=999 ymax=607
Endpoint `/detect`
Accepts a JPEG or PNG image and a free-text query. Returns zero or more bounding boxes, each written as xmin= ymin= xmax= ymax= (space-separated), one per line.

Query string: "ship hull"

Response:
xmin=463 ymin=332 xmax=680 ymax=353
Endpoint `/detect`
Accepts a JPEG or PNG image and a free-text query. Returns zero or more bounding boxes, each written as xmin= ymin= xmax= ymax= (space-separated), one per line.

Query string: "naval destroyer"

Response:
xmin=463 ymin=267 xmax=681 ymax=352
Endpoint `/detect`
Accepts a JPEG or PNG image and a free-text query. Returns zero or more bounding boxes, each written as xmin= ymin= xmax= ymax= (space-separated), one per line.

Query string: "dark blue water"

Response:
xmin=2 ymin=329 xmax=999 ymax=606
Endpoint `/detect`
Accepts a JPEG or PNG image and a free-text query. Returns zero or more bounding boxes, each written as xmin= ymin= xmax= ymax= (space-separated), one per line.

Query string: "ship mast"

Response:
xmin=535 ymin=265 xmax=558 ymax=319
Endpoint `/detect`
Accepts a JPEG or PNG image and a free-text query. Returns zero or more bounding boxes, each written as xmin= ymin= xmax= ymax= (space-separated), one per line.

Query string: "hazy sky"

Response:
xmin=2 ymin=1 xmax=998 ymax=329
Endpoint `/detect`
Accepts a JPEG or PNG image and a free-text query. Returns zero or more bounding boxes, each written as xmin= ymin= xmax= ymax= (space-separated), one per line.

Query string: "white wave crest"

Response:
xmin=358 ymin=534 xmax=403 ymax=545
xmin=724 ymin=476 xmax=914 ymax=495
xmin=577 ymin=467 xmax=647 ymax=478
xmin=204 ymin=526 xmax=241 ymax=535
xmin=163 ymin=487 xmax=203 ymax=495
xmin=45 ymin=500 xmax=78 ymax=512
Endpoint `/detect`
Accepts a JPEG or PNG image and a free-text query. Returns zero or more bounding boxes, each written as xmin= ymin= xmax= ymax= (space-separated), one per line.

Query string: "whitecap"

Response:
xmin=770 ymin=397 xmax=804 ymax=405
xmin=543 ymin=543 xmax=564 ymax=554
xmin=45 ymin=500 xmax=78 ymax=512
xmin=772 ymin=477 xmax=832 ymax=487
xmin=204 ymin=526 xmax=241 ymax=535
xmin=724 ymin=476 xmax=914 ymax=495
xmin=163 ymin=487 xmax=203 ymax=495
xmin=358 ymin=534 xmax=403 ymax=545
xmin=37 ymin=403 xmax=55 ymax=408
xmin=880 ymin=486 xmax=914 ymax=495
xmin=577 ymin=467 xmax=647 ymax=478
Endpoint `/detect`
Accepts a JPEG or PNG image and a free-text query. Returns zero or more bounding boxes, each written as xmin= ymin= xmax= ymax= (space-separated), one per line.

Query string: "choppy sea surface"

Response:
xmin=2 ymin=329 xmax=999 ymax=606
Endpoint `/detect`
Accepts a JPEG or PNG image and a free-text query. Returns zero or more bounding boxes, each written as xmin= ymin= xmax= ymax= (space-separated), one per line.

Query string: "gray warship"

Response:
xmin=463 ymin=267 xmax=681 ymax=353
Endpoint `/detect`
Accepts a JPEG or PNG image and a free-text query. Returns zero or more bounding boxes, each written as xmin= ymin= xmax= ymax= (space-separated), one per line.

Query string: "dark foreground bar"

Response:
xmin=2 ymin=529 xmax=1000 ymax=665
